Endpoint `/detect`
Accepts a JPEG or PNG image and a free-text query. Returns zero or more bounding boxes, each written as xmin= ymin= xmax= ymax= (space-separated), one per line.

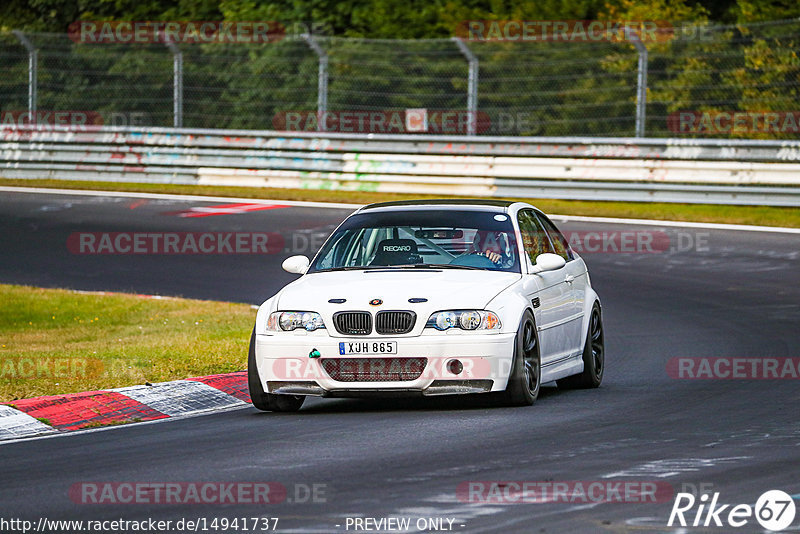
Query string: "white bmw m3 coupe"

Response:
xmin=248 ymin=199 xmax=604 ymax=411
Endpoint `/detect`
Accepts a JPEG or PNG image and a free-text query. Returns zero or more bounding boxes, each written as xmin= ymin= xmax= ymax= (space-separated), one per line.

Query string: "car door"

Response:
xmin=535 ymin=211 xmax=586 ymax=357
xmin=517 ymin=209 xmax=573 ymax=365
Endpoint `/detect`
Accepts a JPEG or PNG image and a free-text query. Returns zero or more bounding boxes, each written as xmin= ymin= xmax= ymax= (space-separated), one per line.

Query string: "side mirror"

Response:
xmin=530 ymin=253 xmax=566 ymax=274
xmin=282 ymin=255 xmax=310 ymax=274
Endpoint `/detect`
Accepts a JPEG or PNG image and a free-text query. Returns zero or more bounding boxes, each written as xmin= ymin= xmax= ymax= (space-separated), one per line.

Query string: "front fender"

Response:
xmin=485 ymin=280 xmax=535 ymax=335
xmin=254 ymin=295 xmax=280 ymax=336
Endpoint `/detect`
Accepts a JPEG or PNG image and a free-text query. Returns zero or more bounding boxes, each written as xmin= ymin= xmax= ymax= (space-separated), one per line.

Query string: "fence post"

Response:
xmin=163 ymin=37 xmax=183 ymax=128
xmin=302 ymin=34 xmax=328 ymax=132
xmin=452 ymin=37 xmax=478 ymax=135
xmin=12 ymin=31 xmax=37 ymax=124
xmin=626 ymin=28 xmax=648 ymax=138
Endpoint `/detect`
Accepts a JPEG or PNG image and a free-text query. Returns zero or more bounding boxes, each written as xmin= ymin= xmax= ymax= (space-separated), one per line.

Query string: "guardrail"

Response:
xmin=2 ymin=125 xmax=800 ymax=206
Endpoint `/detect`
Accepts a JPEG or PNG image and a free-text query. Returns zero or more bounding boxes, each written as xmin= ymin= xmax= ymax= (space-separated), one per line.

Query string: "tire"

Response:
xmin=247 ymin=328 xmax=304 ymax=412
xmin=497 ymin=310 xmax=540 ymax=406
xmin=557 ymin=303 xmax=604 ymax=389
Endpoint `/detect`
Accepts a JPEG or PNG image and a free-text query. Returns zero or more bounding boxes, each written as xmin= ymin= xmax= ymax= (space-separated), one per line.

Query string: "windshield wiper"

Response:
xmin=424 ymin=263 xmax=484 ymax=270
xmin=315 ymin=263 xmax=485 ymax=272
xmin=312 ymin=266 xmax=375 ymax=272
xmin=373 ymin=263 xmax=484 ymax=271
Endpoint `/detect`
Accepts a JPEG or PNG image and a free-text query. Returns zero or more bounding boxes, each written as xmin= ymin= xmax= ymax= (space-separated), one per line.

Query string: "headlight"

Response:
xmin=267 ymin=311 xmax=326 ymax=332
xmin=426 ymin=310 xmax=502 ymax=331
xmin=459 ymin=311 xmax=482 ymax=330
xmin=434 ymin=311 xmax=458 ymax=330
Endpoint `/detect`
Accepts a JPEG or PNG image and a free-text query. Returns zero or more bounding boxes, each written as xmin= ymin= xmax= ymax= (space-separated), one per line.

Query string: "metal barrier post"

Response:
xmin=12 ymin=31 xmax=37 ymax=124
xmin=452 ymin=37 xmax=478 ymax=136
xmin=626 ymin=28 xmax=648 ymax=138
xmin=302 ymin=34 xmax=329 ymax=132
xmin=163 ymin=37 xmax=183 ymax=128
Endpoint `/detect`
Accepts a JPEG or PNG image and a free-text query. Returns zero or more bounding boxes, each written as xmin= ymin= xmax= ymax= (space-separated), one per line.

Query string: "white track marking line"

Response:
xmin=549 ymin=214 xmax=800 ymax=234
xmin=0 ymin=186 xmax=361 ymax=210
xmin=601 ymin=456 xmax=752 ymax=479
xmin=2 ymin=186 xmax=799 ymax=233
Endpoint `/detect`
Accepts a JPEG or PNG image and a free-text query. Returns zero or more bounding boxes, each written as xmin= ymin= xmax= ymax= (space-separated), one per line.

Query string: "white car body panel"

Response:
xmin=253 ymin=201 xmax=601 ymax=398
xmin=273 ymin=270 xmax=521 ymax=334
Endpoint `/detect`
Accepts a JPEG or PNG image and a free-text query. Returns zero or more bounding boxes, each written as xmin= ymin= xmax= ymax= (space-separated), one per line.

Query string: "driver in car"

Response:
xmin=468 ymin=230 xmax=510 ymax=265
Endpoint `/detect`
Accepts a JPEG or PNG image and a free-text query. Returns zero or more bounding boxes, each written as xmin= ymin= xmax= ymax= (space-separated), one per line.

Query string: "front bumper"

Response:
xmin=255 ymin=332 xmax=516 ymax=396
xmin=266 ymin=379 xmax=496 ymax=397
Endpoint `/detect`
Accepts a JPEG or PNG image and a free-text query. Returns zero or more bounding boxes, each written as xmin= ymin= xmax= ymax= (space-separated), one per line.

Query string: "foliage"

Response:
xmin=1 ymin=1 xmax=798 ymax=138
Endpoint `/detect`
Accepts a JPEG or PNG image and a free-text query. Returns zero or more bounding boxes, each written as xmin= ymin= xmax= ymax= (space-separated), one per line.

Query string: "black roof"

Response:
xmin=361 ymin=199 xmax=516 ymax=210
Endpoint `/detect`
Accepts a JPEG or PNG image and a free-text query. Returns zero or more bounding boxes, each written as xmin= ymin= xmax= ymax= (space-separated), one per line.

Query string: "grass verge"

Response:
xmin=1 ymin=178 xmax=799 ymax=228
xmin=0 ymin=284 xmax=256 ymax=403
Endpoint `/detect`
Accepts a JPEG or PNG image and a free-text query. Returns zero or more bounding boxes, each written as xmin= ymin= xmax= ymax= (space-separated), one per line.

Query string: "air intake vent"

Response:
xmin=321 ymin=358 xmax=427 ymax=382
xmin=375 ymin=311 xmax=416 ymax=335
xmin=333 ymin=311 xmax=372 ymax=335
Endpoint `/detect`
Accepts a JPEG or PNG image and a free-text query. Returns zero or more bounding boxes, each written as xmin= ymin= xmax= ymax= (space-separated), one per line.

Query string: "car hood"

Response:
xmin=276 ymin=269 xmax=520 ymax=317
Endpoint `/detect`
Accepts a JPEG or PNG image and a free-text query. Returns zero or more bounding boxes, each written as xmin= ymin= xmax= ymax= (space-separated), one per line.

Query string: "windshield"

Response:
xmin=308 ymin=209 xmax=520 ymax=273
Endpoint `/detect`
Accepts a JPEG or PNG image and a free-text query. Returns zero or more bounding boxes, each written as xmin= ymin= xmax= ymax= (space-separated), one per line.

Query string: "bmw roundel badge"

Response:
xmin=369 ymin=298 xmax=383 ymax=306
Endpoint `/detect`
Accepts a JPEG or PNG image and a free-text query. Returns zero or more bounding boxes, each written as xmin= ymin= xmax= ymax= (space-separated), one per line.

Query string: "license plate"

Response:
xmin=339 ymin=341 xmax=397 ymax=355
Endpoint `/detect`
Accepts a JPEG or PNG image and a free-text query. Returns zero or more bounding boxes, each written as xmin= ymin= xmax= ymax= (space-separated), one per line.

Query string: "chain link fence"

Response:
xmin=1 ymin=19 xmax=799 ymax=138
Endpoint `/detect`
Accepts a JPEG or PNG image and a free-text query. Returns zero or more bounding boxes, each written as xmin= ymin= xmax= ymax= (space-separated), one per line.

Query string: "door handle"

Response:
xmin=564 ymin=274 xmax=575 ymax=284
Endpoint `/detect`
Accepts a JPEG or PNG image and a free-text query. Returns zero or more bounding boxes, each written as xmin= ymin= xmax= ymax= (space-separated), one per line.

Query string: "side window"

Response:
xmin=535 ymin=212 xmax=574 ymax=262
xmin=517 ymin=209 xmax=553 ymax=264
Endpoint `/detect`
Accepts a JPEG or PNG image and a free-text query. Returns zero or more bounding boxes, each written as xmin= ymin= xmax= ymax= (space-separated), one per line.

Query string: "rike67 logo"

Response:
xmin=668 ymin=490 xmax=796 ymax=531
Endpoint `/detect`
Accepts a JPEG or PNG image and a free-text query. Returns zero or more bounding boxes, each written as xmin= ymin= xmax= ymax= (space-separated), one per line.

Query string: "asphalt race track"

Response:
xmin=1 ymin=189 xmax=799 ymax=533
